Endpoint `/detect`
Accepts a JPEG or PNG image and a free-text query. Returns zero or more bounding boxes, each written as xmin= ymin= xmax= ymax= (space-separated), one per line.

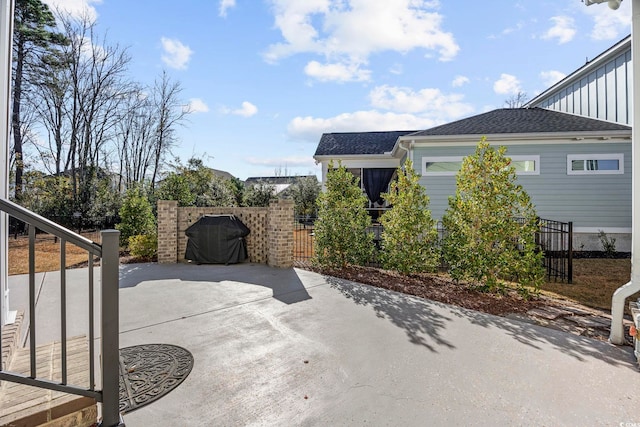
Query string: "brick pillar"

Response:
xmin=267 ymin=199 xmax=294 ymax=268
xmin=157 ymin=200 xmax=178 ymax=263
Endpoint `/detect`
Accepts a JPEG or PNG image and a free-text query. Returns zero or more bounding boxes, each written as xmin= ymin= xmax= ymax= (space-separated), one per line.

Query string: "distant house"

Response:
xmin=313 ymin=108 xmax=631 ymax=250
xmin=244 ymin=175 xmax=318 ymax=196
xmin=313 ymin=35 xmax=636 ymax=251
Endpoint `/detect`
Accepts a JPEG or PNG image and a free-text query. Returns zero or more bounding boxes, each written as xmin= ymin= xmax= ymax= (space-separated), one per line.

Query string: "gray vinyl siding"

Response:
xmin=412 ymin=142 xmax=631 ymax=229
xmin=533 ymin=49 xmax=631 ymax=125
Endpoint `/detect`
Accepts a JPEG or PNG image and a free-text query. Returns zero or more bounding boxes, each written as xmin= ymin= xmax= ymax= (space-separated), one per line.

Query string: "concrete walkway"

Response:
xmin=7 ymin=262 xmax=640 ymax=426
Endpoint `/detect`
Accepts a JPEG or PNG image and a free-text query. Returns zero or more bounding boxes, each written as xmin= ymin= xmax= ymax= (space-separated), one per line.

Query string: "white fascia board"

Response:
xmin=526 ymin=36 xmax=631 ymax=107
xmin=406 ymin=131 xmax=631 ymax=147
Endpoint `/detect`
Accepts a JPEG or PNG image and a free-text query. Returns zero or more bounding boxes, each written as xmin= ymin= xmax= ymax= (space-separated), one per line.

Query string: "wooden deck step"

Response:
xmin=0 ymin=336 xmax=97 ymax=427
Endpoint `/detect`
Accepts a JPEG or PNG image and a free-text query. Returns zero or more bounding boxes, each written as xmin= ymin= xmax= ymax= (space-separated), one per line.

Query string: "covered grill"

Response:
xmin=184 ymin=215 xmax=250 ymax=264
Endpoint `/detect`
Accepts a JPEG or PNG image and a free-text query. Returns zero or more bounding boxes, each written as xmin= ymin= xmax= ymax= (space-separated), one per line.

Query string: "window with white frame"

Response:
xmin=422 ymin=155 xmax=540 ymax=176
xmin=509 ymin=155 xmax=540 ymax=175
xmin=422 ymin=156 xmax=463 ymax=176
xmin=567 ymin=153 xmax=624 ymax=175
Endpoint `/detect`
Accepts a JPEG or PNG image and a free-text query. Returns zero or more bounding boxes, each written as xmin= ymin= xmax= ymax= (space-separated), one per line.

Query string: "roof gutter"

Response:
xmin=406 ymin=129 xmax=631 ymax=144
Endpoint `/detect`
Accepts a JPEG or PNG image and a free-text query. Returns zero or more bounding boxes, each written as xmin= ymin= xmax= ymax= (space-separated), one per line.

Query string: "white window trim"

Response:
xmin=509 ymin=155 xmax=540 ymax=175
xmin=422 ymin=156 xmax=463 ymax=176
xmin=422 ymin=155 xmax=540 ymax=176
xmin=566 ymin=153 xmax=624 ymax=175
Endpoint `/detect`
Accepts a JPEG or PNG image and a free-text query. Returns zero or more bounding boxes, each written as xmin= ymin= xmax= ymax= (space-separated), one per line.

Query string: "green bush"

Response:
xmin=313 ymin=162 xmax=374 ymax=269
xmin=442 ymin=138 xmax=543 ymax=296
xmin=128 ymin=233 xmax=158 ymax=259
xmin=379 ymin=160 xmax=438 ymax=274
xmin=243 ymin=181 xmax=276 ymax=207
xmin=117 ymin=186 xmax=156 ymax=247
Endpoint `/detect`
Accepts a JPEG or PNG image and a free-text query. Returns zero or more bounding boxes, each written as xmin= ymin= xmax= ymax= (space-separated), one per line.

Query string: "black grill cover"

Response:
xmin=184 ymin=215 xmax=250 ymax=264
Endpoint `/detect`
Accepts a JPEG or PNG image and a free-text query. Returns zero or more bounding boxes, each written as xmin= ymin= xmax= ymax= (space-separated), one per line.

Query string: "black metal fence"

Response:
xmin=536 ymin=218 xmax=573 ymax=283
xmin=293 ymin=214 xmax=573 ymax=283
xmin=9 ymin=214 xmax=119 ymax=244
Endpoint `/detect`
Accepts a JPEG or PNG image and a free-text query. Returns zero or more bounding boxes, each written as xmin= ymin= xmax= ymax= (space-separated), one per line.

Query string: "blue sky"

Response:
xmin=42 ymin=0 xmax=632 ymax=180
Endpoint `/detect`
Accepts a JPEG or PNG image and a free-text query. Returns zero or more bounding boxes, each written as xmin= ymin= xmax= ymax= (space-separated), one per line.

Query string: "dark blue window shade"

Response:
xmin=363 ymin=168 xmax=395 ymax=204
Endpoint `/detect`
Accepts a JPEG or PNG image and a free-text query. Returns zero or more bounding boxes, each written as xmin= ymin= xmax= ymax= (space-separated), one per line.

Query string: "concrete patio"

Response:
xmin=7 ymin=262 xmax=640 ymax=426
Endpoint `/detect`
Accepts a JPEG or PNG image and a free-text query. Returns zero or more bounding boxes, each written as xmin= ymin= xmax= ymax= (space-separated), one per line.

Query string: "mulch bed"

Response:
xmin=306 ymin=264 xmax=546 ymax=316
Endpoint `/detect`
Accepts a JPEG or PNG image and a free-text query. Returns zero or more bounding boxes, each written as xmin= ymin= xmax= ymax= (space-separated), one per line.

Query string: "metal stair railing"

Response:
xmin=0 ymin=198 xmax=122 ymax=427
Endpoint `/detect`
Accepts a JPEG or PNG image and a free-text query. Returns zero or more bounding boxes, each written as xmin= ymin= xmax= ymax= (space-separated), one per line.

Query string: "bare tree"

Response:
xmin=114 ymin=88 xmax=157 ymax=189
xmin=149 ymin=70 xmax=190 ymax=190
xmin=504 ymin=91 xmax=529 ymax=108
xmin=29 ymin=10 xmax=133 ymax=213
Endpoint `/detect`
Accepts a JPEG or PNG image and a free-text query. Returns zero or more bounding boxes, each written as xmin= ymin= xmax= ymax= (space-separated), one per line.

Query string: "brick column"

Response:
xmin=267 ymin=199 xmax=294 ymax=268
xmin=157 ymin=200 xmax=178 ymax=263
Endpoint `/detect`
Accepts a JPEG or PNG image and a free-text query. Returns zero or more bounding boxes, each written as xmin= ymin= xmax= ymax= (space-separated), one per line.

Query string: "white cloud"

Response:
xmin=219 ymin=0 xmax=236 ymax=17
xmin=186 ymin=98 xmax=209 ymax=113
xmin=541 ymin=16 xmax=576 ymax=44
xmin=288 ymin=111 xmax=440 ymax=142
xmin=539 ymin=70 xmax=566 ymax=87
xmin=582 ymin=0 xmax=631 ymax=41
xmin=246 ymin=155 xmax=315 ymax=168
xmin=43 ymin=0 xmax=101 ymax=21
xmin=369 ymin=85 xmax=474 ymax=118
xmin=288 ymin=84 xmax=475 ymax=142
xmin=389 ymin=63 xmax=403 ymax=75
xmin=160 ymin=37 xmax=193 ymax=70
xmin=221 ymin=101 xmax=258 ymax=117
xmin=493 ymin=73 xmax=522 ymax=95
xmin=264 ymin=0 xmax=459 ymax=82
xmin=304 ymin=60 xmax=371 ymax=83
xmin=451 ymin=75 xmax=469 ymax=87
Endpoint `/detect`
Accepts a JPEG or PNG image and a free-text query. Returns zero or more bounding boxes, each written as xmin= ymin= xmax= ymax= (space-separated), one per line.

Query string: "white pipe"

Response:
xmin=0 ymin=0 xmax=15 ymax=326
xmin=610 ymin=0 xmax=640 ymax=345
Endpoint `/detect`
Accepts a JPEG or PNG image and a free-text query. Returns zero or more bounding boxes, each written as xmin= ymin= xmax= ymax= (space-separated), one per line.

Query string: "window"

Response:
xmin=422 ymin=157 xmax=463 ymax=176
xmin=567 ymin=154 xmax=624 ymax=175
xmin=422 ymin=155 xmax=540 ymax=176
xmin=509 ymin=155 xmax=540 ymax=175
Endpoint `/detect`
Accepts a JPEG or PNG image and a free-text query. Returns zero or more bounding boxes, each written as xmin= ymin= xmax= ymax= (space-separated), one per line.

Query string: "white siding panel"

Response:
xmin=615 ymin=55 xmax=627 ymax=123
xmin=605 ymin=61 xmax=616 ymax=122
xmin=532 ymin=49 xmax=632 ymax=125
xmin=588 ymin=73 xmax=597 ymax=117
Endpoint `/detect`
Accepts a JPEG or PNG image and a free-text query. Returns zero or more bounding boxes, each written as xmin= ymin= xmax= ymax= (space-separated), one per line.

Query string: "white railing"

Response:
xmin=0 ymin=198 xmax=122 ymax=426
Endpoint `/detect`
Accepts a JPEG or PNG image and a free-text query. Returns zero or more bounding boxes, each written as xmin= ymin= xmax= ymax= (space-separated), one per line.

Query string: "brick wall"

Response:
xmin=157 ymin=200 xmax=294 ymax=268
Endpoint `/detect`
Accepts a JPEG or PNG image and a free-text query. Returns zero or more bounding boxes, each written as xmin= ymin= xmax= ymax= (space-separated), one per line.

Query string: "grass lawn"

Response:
xmin=539 ymin=258 xmax=637 ymax=312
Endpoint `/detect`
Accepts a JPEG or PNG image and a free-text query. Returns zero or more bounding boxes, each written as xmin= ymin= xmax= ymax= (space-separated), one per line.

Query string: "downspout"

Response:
xmin=397 ymin=139 xmax=415 ymax=167
xmin=610 ymin=0 xmax=640 ymax=345
xmin=0 ymin=0 xmax=15 ymax=326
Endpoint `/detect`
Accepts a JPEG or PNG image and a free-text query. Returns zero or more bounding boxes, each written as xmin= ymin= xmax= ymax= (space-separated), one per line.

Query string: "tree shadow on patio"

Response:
xmin=448 ymin=305 xmax=637 ymax=370
xmin=325 ymin=275 xmax=455 ymax=352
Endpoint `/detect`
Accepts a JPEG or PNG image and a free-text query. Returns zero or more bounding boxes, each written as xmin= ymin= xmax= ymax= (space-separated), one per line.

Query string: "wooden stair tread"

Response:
xmin=0 ymin=336 xmax=96 ymax=427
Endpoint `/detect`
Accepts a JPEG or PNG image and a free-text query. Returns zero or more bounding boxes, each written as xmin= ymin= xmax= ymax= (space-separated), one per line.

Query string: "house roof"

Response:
xmin=244 ymin=175 xmax=317 ymax=185
xmin=409 ymin=108 xmax=630 ymax=137
xmin=314 ymin=130 xmax=419 ymax=157
xmin=211 ymin=169 xmax=235 ymax=180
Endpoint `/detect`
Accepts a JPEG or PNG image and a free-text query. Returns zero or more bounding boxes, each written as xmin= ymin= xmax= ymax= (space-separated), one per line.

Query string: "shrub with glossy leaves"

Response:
xmin=117 ymin=186 xmax=156 ymax=247
xmin=128 ymin=233 xmax=158 ymax=259
xmin=442 ymin=138 xmax=543 ymax=295
xmin=313 ymin=162 xmax=374 ymax=269
xmin=379 ymin=160 xmax=438 ymax=274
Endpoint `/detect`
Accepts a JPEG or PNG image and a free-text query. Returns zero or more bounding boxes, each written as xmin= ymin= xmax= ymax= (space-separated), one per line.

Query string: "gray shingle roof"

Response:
xmin=244 ymin=175 xmax=317 ymax=185
xmin=314 ymin=130 xmax=419 ymax=156
xmin=411 ymin=108 xmax=630 ymax=137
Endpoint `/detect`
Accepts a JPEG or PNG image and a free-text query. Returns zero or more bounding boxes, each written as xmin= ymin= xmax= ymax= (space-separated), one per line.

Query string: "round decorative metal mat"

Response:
xmin=118 ymin=343 xmax=194 ymax=414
